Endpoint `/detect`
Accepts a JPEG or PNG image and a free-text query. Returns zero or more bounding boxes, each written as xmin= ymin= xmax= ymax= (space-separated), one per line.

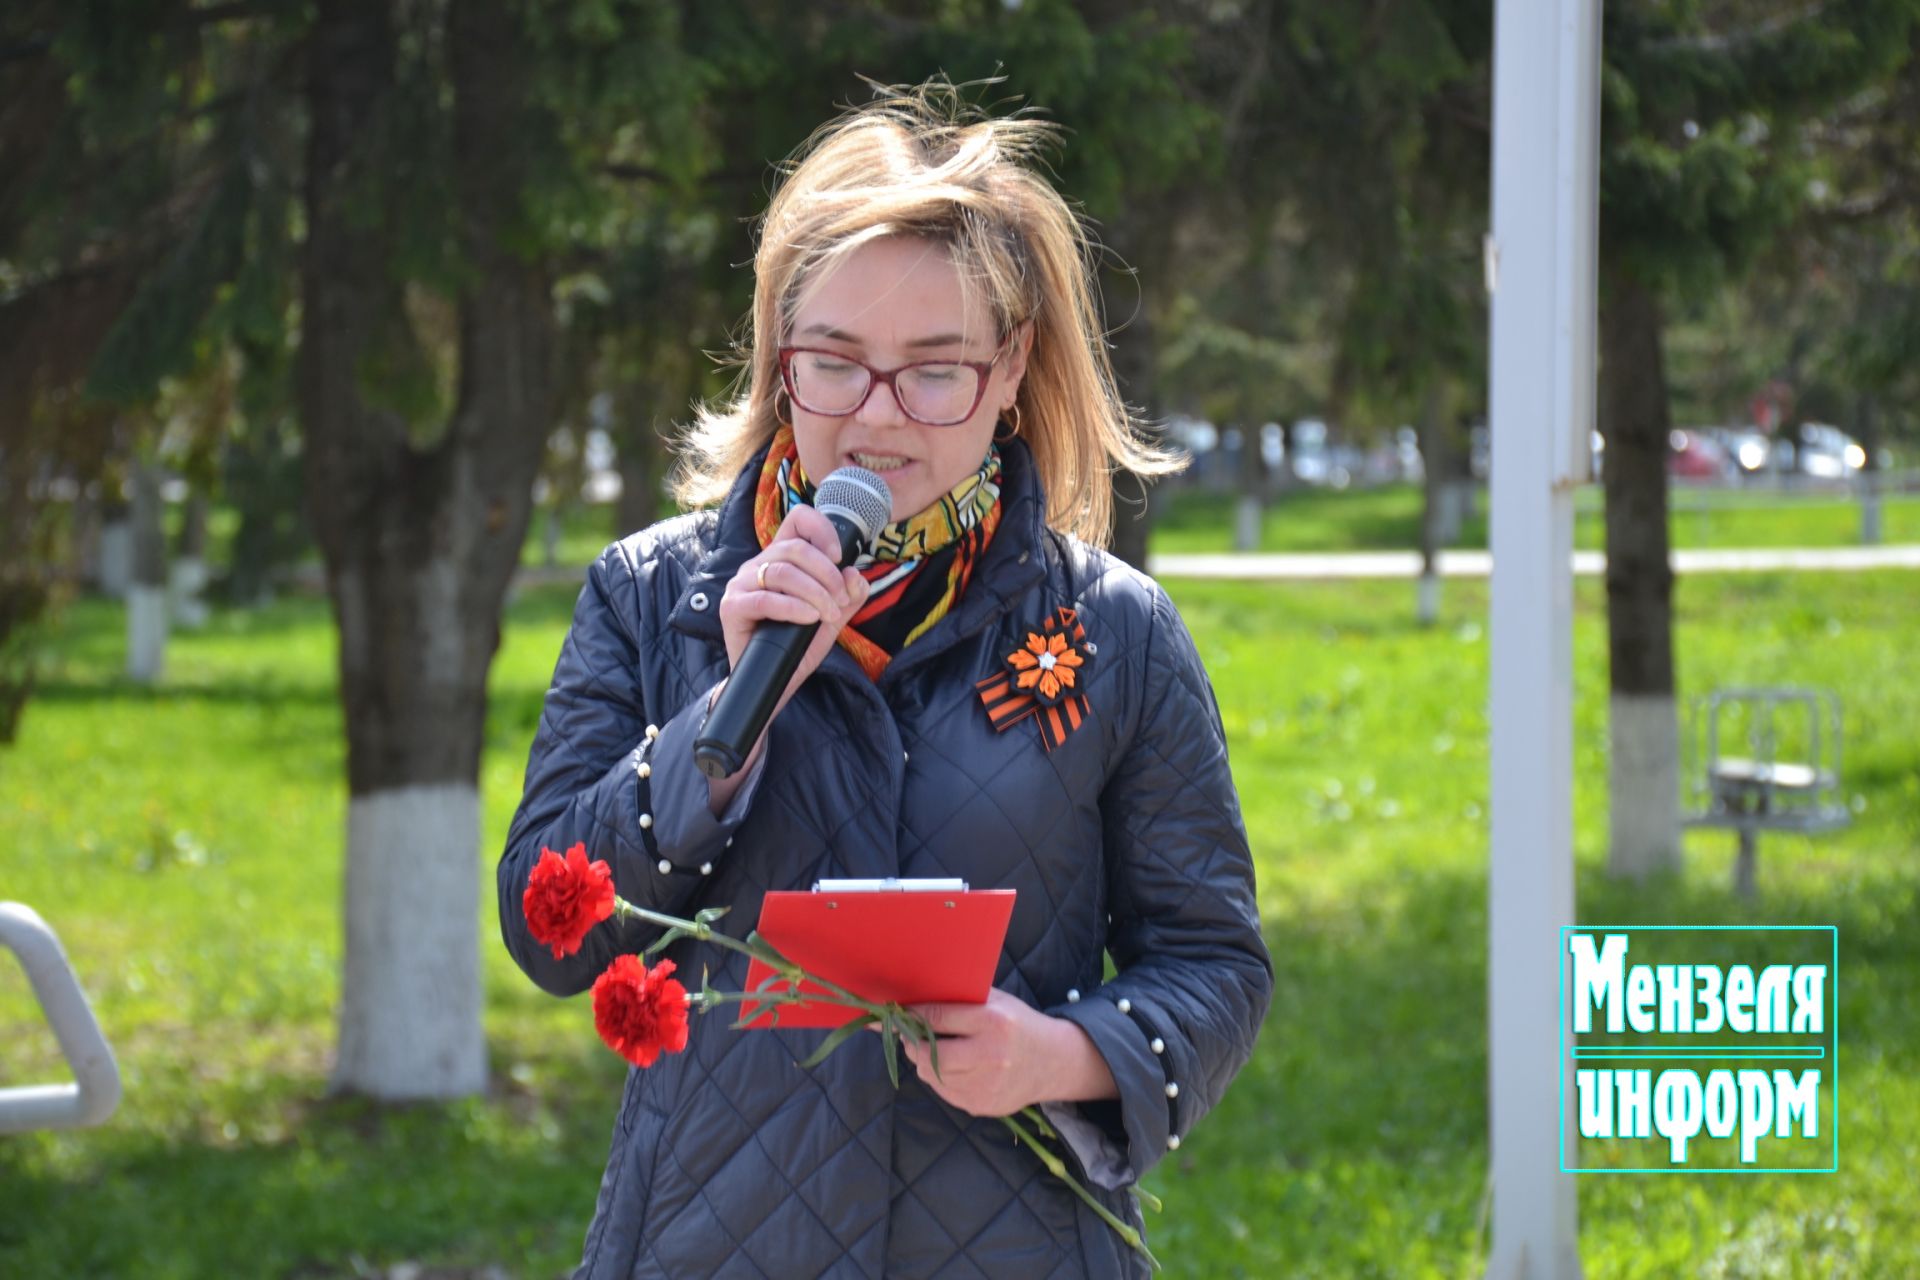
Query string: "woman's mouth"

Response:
xmin=848 ymin=451 xmax=912 ymax=474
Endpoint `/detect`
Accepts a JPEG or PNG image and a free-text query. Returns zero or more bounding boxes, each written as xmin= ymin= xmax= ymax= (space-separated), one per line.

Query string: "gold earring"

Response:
xmin=774 ymin=389 xmax=793 ymax=426
xmin=995 ymin=403 xmax=1022 ymax=443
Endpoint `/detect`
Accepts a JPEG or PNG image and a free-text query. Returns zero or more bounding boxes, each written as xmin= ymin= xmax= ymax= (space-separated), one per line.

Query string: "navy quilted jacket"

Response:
xmin=498 ymin=437 xmax=1272 ymax=1279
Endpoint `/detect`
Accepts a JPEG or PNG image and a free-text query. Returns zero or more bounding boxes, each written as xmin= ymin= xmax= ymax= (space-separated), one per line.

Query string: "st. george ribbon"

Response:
xmin=693 ymin=466 xmax=893 ymax=779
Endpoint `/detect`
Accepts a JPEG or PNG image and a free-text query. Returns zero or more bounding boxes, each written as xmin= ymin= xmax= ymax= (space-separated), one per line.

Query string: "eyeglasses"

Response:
xmin=777 ymin=338 xmax=1010 ymax=427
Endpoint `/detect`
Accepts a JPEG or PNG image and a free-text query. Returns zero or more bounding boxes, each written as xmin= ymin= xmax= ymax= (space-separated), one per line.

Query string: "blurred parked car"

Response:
xmin=1668 ymin=429 xmax=1737 ymax=481
xmin=1781 ymin=423 xmax=1867 ymax=479
xmin=1269 ymin=418 xmax=1365 ymax=488
xmin=1701 ymin=425 xmax=1772 ymax=477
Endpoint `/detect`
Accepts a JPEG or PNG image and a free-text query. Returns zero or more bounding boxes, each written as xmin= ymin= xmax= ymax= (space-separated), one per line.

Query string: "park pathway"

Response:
xmin=460 ymin=544 xmax=1920 ymax=595
xmin=1147 ymin=545 xmax=1920 ymax=580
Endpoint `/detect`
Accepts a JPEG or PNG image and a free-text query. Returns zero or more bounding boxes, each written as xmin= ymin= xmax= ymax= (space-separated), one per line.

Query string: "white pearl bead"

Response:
xmin=645 ymin=724 xmax=660 ymax=740
xmin=637 ymin=762 xmax=651 ymax=779
xmin=1150 ymin=1037 xmax=1165 ymax=1055
xmin=639 ymin=813 xmax=652 ymax=829
xmin=1167 ymin=1134 xmax=1181 ymax=1150
xmin=1165 ymin=1082 xmax=1180 ymax=1099
xmin=699 ymin=862 xmax=712 ymax=876
xmin=1066 ymin=989 xmax=1080 ymax=1003
xmin=1117 ymin=998 xmax=1131 ymax=1014
xmin=656 ymin=859 xmax=671 ymax=874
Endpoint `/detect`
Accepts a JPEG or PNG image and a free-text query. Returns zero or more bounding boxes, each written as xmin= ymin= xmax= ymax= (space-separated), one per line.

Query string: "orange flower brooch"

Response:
xmin=977 ymin=606 xmax=1094 ymax=751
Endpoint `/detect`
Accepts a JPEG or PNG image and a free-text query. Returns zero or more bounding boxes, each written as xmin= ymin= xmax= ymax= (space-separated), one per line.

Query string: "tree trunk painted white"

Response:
xmin=1418 ymin=383 xmax=1447 ymax=627
xmin=1599 ymin=265 xmax=1682 ymax=883
xmin=1436 ymin=482 xmax=1468 ymax=546
xmin=1858 ymin=396 xmax=1882 ymax=547
xmin=127 ymin=461 xmax=167 ymax=684
xmin=1457 ymin=479 xmax=1479 ymax=525
xmin=170 ymin=494 xmax=210 ymax=628
xmin=1859 ymin=486 xmax=1882 ymax=546
xmin=168 ymin=559 xmax=210 ymax=629
xmin=125 ymin=588 xmax=167 ymax=683
xmin=302 ymin=0 xmax=558 ymax=1103
xmin=1232 ymin=494 xmax=1262 ymax=552
xmin=96 ymin=520 xmax=132 ymax=599
xmin=332 ymin=781 xmax=488 ymax=1099
xmin=1607 ymin=691 xmax=1680 ymax=879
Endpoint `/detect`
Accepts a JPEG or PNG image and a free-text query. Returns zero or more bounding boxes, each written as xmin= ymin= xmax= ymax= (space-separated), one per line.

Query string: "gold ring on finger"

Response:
xmin=757 ymin=561 xmax=770 ymax=590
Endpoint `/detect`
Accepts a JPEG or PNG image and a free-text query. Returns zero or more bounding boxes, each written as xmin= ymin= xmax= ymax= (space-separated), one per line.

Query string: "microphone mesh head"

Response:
xmin=814 ymin=466 xmax=894 ymax=546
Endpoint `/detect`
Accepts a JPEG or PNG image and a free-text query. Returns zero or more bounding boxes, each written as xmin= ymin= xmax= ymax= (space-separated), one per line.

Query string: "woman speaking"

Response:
xmin=498 ymin=83 xmax=1272 ymax=1279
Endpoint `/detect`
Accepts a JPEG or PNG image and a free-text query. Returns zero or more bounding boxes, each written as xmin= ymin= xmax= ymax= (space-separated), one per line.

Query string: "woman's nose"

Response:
xmin=853 ymin=375 xmax=909 ymax=428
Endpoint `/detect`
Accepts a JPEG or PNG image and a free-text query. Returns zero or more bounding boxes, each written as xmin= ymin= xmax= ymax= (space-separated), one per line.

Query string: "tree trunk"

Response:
xmin=300 ymin=0 xmax=557 ymax=1100
xmin=1231 ymin=423 xmax=1267 ymax=552
xmin=614 ymin=378 xmax=671 ymax=537
xmin=1599 ymin=265 xmax=1680 ymax=880
xmin=95 ymin=498 xmax=133 ymax=599
xmin=127 ymin=455 xmax=167 ymax=684
xmin=1105 ymin=296 xmax=1159 ymax=570
xmin=1276 ymin=419 xmax=1301 ymax=491
xmin=1102 ymin=196 xmax=1178 ymax=571
xmin=1416 ymin=380 xmax=1449 ymax=625
xmin=170 ymin=490 xmax=210 ymax=628
xmin=1856 ymin=393 xmax=1881 ymax=546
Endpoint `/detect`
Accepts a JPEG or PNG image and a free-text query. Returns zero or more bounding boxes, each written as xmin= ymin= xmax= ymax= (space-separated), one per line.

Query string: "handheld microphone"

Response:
xmin=693 ymin=466 xmax=893 ymax=779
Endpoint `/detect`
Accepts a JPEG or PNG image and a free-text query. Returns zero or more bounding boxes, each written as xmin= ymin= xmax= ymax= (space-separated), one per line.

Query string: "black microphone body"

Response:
xmin=693 ymin=468 xmax=891 ymax=779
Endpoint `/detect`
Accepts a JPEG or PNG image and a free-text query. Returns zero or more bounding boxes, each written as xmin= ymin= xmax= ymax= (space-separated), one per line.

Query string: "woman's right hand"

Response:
xmin=716 ymin=503 xmax=871 ymax=724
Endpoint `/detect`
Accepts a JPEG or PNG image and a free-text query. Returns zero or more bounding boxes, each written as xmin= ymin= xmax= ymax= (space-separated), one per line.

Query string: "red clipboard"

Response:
xmin=740 ymin=885 xmax=1016 ymax=1028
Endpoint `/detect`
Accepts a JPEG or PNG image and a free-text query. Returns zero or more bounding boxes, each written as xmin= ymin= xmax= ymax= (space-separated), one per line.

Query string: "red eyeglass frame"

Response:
xmin=775 ymin=337 xmax=1012 ymax=427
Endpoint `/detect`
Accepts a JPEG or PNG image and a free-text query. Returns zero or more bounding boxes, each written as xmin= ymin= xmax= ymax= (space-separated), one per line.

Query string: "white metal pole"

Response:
xmin=0 ymin=903 xmax=122 ymax=1133
xmin=1487 ymin=0 xmax=1600 ymax=1275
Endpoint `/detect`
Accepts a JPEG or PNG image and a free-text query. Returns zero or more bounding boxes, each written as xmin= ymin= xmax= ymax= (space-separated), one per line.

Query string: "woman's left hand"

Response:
xmin=894 ymin=988 xmax=1112 ymax=1118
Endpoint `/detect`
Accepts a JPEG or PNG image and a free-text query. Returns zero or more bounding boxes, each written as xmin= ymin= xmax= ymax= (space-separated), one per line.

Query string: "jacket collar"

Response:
xmin=667 ymin=435 xmax=1050 ymax=665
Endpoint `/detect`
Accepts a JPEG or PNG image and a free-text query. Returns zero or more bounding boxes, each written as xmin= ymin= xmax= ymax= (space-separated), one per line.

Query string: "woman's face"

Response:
xmin=784 ymin=235 xmax=1030 ymax=523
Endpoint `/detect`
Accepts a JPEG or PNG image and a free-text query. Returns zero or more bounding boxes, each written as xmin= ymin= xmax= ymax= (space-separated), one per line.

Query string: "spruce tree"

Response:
xmin=1597 ymin=0 xmax=1920 ymax=880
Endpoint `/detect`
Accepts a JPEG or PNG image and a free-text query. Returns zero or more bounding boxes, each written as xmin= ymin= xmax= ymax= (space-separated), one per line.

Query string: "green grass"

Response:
xmin=1148 ymin=482 xmax=1920 ymax=554
xmin=163 ymin=482 xmax=1920 ymax=605
xmin=3 ymin=569 xmax=1917 ymax=1277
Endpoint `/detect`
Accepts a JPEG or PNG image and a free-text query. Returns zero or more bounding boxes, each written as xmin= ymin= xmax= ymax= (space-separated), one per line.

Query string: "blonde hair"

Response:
xmin=672 ymin=81 xmax=1182 ymax=546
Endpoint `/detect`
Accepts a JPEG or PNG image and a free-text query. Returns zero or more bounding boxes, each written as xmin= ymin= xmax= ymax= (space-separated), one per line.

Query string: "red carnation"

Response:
xmin=523 ymin=842 xmax=617 ymax=960
xmin=592 ymin=954 xmax=691 ymax=1068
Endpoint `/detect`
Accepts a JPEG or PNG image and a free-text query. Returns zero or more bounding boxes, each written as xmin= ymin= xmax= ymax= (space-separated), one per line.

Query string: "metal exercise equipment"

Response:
xmin=1683 ymin=688 xmax=1851 ymax=899
xmin=0 ymin=902 xmax=122 ymax=1133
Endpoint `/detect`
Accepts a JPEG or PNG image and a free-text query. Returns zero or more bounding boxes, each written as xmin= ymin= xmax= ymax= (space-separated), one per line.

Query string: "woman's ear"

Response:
xmin=1000 ymin=320 xmax=1035 ymax=409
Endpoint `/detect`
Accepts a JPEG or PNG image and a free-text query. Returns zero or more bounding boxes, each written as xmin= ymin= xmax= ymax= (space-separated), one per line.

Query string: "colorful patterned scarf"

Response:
xmin=753 ymin=424 xmax=1002 ymax=680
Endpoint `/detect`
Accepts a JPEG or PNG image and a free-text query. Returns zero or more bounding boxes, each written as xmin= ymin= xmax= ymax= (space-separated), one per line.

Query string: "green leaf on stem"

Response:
xmin=732 ymin=991 xmax=786 ymax=1030
xmin=880 ymin=1021 xmax=901 ymax=1089
xmin=643 ymin=926 xmax=689 ymax=956
xmin=1021 ymin=1105 xmax=1058 ymax=1141
xmin=892 ymin=1009 xmax=942 ymax=1080
xmin=796 ymin=1013 xmax=879 ymax=1068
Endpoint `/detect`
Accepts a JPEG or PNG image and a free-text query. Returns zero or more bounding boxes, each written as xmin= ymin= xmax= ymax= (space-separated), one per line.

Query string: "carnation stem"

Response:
xmin=999 ymin=1111 xmax=1161 ymax=1274
xmin=612 ymin=897 xmax=929 ymax=1033
xmin=607 ymin=894 xmax=1156 ymax=1269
